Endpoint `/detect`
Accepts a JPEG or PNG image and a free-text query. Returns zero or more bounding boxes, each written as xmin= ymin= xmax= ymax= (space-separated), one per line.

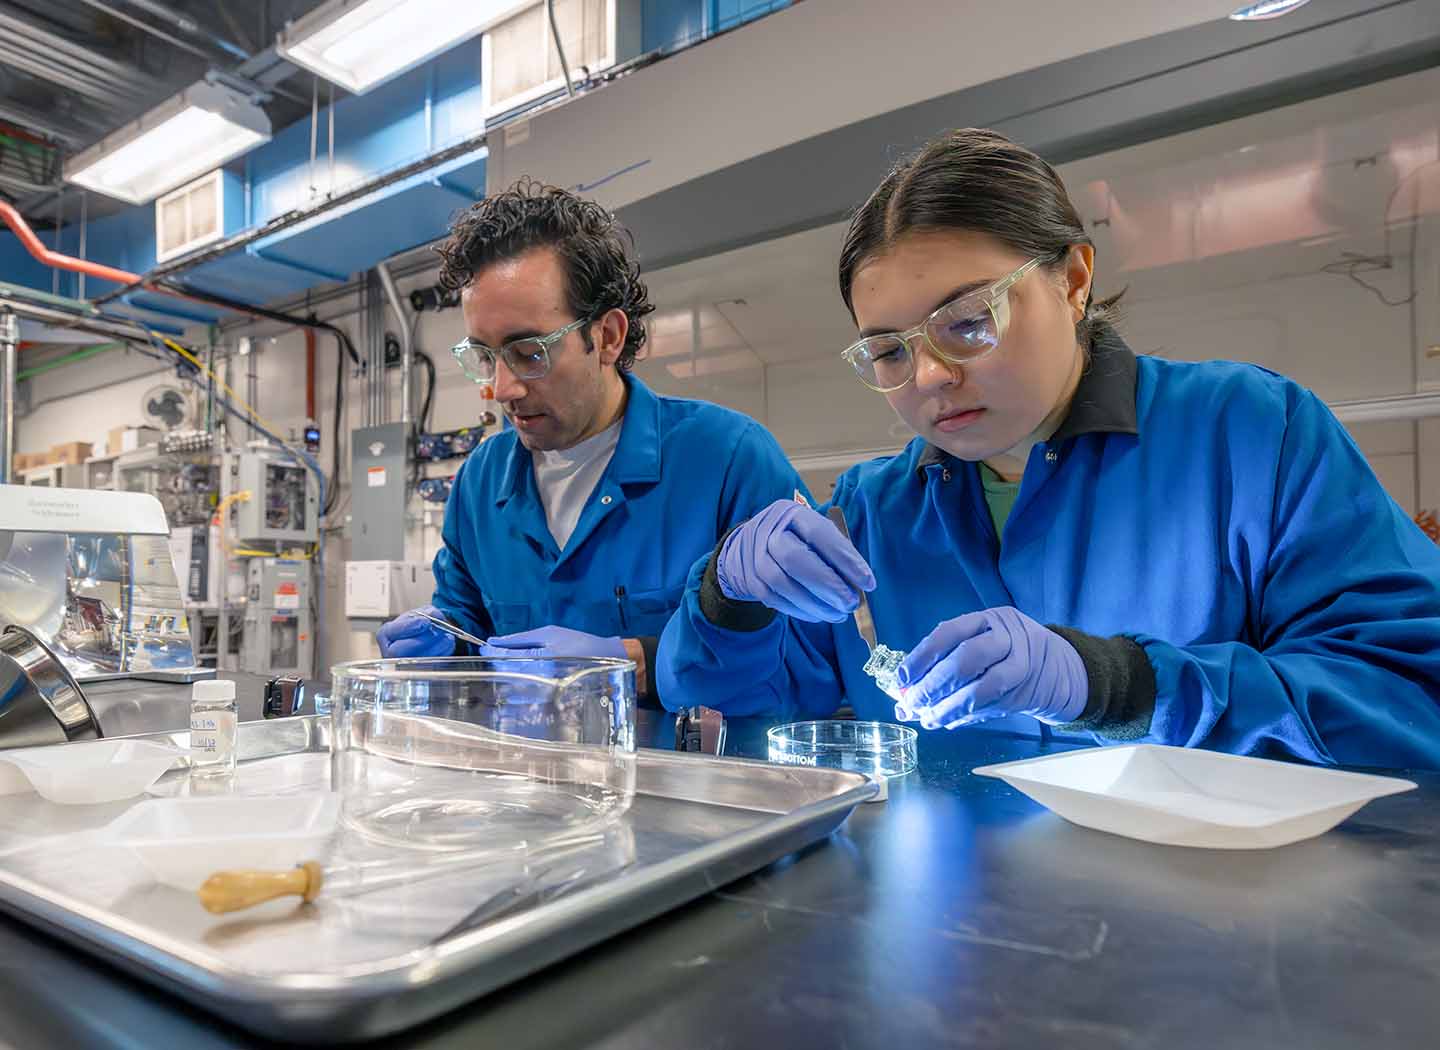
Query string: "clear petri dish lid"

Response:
xmin=767 ymin=720 xmax=918 ymax=780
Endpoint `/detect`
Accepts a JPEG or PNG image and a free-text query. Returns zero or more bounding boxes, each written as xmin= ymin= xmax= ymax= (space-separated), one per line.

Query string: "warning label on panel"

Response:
xmin=368 ymin=467 xmax=387 ymax=487
xmin=274 ymin=581 xmax=300 ymax=610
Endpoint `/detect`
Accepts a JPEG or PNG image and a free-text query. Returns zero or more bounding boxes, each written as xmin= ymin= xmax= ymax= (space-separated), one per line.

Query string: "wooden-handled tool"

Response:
xmin=198 ymin=861 xmax=324 ymax=914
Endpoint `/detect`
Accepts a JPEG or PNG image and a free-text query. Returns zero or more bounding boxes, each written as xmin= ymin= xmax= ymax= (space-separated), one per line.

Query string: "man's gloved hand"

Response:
xmin=480 ymin=625 xmax=627 ymax=660
xmin=715 ymin=499 xmax=875 ymax=622
xmin=895 ymin=607 xmax=1088 ymax=729
xmin=376 ymin=605 xmax=459 ymax=658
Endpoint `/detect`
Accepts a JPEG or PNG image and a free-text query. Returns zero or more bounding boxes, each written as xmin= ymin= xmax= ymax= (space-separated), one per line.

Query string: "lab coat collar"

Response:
xmin=915 ymin=332 xmax=1140 ymax=477
xmin=494 ymin=372 xmax=661 ymax=504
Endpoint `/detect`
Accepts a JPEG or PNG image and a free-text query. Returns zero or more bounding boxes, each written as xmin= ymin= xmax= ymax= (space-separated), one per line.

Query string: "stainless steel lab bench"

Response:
xmin=0 ymin=693 xmax=1435 ymax=1050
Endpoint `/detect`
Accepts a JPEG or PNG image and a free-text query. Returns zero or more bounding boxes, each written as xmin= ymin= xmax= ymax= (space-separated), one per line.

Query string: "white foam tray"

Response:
xmin=0 ymin=739 xmax=180 ymax=805
xmin=974 ymin=744 xmax=1416 ymax=849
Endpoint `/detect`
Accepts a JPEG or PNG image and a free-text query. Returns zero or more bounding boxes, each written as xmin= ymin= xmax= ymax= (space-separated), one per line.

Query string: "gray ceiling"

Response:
xmin=0 ymin=0 xmax=331 ymax=226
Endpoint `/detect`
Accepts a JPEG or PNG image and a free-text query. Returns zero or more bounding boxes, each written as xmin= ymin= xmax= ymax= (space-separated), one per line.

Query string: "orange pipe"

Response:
xmin=305 ymin=326 xmax=316 ymax=420
xmin=0 ymin=199 xmax=142 ymax=287
xmin=0 ymin=199 xmax=274 ymax=324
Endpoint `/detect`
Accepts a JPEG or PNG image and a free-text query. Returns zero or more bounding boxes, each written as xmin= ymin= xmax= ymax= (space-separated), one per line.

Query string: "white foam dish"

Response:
xmin=104 ymin=794 xmax=339 ymax=890
xmin=0 ymin=740 xmax=181 ymax=805
xmin=973 ymin=744 xmax=1416 ymax=849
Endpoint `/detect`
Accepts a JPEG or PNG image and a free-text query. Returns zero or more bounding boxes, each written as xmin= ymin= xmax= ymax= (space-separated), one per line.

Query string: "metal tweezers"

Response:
xmin=825 ymin=505 xmax=877 ymax=651
xmin=429 ymin=864 xmax=626 ymax=944
xmin=412 ymin=609 xmax=487 ymax=650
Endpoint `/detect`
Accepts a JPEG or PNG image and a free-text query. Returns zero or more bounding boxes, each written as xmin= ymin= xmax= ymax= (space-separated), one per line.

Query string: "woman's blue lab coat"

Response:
xmin=658 ymin=338 xmax=1440 ymax=769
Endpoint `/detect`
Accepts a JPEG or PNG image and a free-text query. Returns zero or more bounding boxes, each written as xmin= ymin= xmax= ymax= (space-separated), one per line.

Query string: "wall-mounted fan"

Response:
xmin=140 ymin=384 xmax=192 ymax=431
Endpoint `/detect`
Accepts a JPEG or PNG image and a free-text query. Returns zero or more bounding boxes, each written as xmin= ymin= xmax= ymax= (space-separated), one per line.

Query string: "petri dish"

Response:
xmin=331 ymin=656 xmax=637 ymax=853
xmin=767 ymin=720 xmax=918 ymax=782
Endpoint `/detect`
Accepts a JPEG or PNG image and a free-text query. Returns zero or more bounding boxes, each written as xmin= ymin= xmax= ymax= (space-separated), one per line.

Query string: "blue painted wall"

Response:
xmin=0 ymin=0 xmax=789 ymax=318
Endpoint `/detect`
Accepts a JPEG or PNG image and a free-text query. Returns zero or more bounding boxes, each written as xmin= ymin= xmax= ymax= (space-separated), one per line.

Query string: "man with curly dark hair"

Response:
xmin=377 ymin=179 xmax=805 ymax=706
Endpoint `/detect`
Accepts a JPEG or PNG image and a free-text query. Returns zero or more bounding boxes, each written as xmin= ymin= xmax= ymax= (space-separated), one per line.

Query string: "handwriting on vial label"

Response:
xmin=190 ymin=713 xmax=236 ymax=758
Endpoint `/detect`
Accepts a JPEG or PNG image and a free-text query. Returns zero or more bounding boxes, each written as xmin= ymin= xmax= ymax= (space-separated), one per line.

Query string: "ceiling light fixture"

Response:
xmin=1229 ymin=0 xmax=1313 ymax=21
xmin=64 ymin=82 xmax=271 ymax=205
xmin=276 ymin=0 xmax=524 ymax=95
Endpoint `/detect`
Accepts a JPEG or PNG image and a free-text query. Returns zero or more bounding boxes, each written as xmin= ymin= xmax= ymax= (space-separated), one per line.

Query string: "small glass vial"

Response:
xmin=863 ymin=643 xmax=907 ymax=702
xmin=190 ymin=679 xmax=238 ymax=779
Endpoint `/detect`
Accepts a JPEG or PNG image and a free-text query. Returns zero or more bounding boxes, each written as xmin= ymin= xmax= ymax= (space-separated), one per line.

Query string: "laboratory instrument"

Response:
xmin=823 ymin=505 xmax=906 ymax=701
xmin=410 ymin=608 xmax=486 ymax=649
xmin=189 ymin=678 xmax=237 ymax=778
xmin=331 ymin=655 xmax=638 ymax=852
xmin=0 ymin=714 xmax=873 ymax=1042
xmin=768 ymin=720 xmax=918 ymax=782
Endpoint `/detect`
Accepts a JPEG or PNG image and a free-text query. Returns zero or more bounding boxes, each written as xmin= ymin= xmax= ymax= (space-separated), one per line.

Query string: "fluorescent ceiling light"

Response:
xmin=277 ymin=0 xmax=523 ymax=95
xmin=1229 ymin=0 xmax=1313 ymax=20
xmin=65 ymin=82 xmax=270 ymax=205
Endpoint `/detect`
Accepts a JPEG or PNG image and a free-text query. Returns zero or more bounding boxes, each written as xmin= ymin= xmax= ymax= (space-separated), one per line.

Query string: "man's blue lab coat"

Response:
xmin=433 ymin=374 xmax=804 ymax=697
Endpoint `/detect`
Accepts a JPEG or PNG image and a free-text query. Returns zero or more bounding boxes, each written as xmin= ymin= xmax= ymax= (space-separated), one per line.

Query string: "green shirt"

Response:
xmin=979 ymin=462 xmax=1021 ymax=540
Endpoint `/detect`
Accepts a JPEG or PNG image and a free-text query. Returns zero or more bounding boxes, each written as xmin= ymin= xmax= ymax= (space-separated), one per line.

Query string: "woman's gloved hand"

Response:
xmin=480 ymin=625 xmax=627 ymax=660
xmin=715 ymin=500 xmax=875 ymax=622
xmin=896 ymin=607 xmax=1088 ymax=728
xmin=376 ymin=605 xmax=459 ymax=658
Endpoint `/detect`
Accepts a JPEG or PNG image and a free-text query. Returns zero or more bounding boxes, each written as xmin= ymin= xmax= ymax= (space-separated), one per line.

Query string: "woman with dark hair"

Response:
xmin=658 ymin=128 xmax=1440 ymax=768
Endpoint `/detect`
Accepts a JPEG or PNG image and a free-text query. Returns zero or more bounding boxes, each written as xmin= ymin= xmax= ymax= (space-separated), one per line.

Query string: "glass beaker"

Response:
xmin=331 ymin=656 xmax=637 ymax=853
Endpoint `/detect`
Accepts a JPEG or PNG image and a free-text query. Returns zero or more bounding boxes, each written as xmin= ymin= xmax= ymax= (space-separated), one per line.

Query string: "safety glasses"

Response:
xmin=840 ymin=256 xmax=1044 ymax=393
xmin=450 ymin=315 xmax=590 ymax=384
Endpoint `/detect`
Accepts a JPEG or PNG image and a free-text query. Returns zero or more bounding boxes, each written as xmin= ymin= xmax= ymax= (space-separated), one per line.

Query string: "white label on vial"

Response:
xmin=190 ymin=711 xmax=236 ymax=764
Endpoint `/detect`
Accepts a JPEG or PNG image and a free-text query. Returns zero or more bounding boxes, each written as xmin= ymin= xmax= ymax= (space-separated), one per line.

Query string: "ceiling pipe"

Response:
xmin=110 ymin=0 xmax=251 ymax=61
xmin=73 ymin=0 xmax=218 ymax=63
xmin=1 ymin=310 xmax=17 ymax=484
xmin=545 ymin=0 xmax=577 ymax=99
xmin=0 ymin=200 xmax=145 ymax=287
xmin=0 ymin=200 xmax=350 ymax=345
xmin=375 ymin=261 xmax=412 ymax=429
xmin=0 ymin=10 xmax=154 ymax=101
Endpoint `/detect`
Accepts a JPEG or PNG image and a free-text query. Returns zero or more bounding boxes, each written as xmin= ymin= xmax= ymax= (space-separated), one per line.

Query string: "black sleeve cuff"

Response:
xmin=698 ymin=530 xmax=777 ymax=633
xmin=637 ymin=634 xmax=662 ymax=710
xmin=1049 ymin=626 xmax=1157 ymax=741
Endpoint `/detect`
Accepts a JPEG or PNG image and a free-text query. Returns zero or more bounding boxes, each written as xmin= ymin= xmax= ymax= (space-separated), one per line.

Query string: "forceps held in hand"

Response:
xmin=412 ymin=609 xmax=486 ymax=650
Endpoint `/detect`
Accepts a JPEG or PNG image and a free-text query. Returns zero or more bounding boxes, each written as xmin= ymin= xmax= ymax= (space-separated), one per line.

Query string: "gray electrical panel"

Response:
xmin=350 ymin=422 xmax=408 ymax=561
xmin=235 ymin=450 xmax=319 ymax=545
xmin=240 ymin=558 xmax=314 ymax=677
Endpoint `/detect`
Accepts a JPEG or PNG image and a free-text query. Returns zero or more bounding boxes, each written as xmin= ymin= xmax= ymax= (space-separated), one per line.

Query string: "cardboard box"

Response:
xmin=49 ymin=441 xmax=93 ymax=466
xmin=107 ymin=426 xmax=159 ymax=456
xmin=12 ymin=451 xmax=45 ymax=471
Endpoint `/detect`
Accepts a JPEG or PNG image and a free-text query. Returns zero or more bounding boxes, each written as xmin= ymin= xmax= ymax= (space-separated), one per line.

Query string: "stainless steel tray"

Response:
xmin=0 ymin=716 xmax=874 ymax=1042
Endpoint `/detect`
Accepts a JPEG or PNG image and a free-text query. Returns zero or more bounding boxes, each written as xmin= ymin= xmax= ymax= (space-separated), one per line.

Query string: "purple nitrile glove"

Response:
xmin=377 ymin=605 xmax=458 ymax=658
xmin=715 ymin=499 xmax=875 ymax=623
xmin=896 ymin=607 xmax=1088 ymax=729
xmin=480 ymin=625 xmax=627 ymax=660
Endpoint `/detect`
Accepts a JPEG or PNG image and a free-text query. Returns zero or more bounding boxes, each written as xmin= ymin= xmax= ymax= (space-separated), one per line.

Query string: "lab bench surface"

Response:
xmin=0 ymin=718 xmax=1436 ymax=1050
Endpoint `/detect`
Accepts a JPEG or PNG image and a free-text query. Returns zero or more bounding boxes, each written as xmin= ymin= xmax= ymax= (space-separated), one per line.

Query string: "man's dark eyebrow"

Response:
xmin=857 ymin=281 xmax=991 ymax=338
xmin=469 ymin=328 xmax=546 ymax=346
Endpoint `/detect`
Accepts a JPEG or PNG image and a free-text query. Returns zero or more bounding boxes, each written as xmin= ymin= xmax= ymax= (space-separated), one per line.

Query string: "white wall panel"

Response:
xmin=489 ymin=0 xmax=1239 ymax=210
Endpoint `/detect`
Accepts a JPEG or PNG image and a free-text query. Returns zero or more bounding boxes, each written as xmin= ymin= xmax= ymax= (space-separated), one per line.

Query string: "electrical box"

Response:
xmin=345 ymin=560 xmax=435 ymax=619
xmin=235 ymin=450 xmax=319 ymax=545
xmin=168 ymin=524 xmax=222 ymax=606
xmin=240 ymin=558 xmax=314 ymax=677
xmin=350 ymin=423 xmax=408 ymax=561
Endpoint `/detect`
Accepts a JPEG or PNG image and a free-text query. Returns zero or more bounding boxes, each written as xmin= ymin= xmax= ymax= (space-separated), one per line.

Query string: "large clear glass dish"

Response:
xmin=331 ymin=656 xmax=636 ymax=853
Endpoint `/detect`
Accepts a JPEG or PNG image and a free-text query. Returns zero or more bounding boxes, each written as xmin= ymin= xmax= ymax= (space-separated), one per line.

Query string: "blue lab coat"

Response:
xmin=431 ymin=374 xmax=805 ymax=671
xmin=657 ymin=341 xmax=1440 ymax=769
